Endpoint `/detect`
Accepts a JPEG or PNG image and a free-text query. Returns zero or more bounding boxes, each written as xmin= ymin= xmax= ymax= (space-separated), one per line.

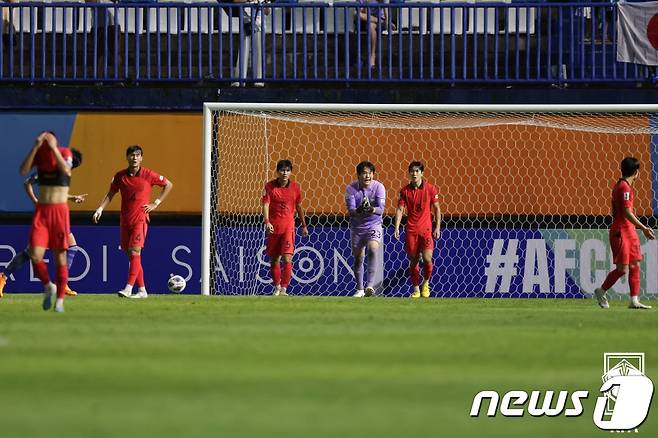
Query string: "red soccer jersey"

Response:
xmin=33 ymin=144 xmax=72 ymax=172
xmin=398 ymin=181 xmax=440 ymax=234
xmin=611 ymin=179 xmax=635 ymax=233
xmin=109 ymin=167 xmax=168 ymax=225
xmin=262 ymin=179 xmax=302 ymax=233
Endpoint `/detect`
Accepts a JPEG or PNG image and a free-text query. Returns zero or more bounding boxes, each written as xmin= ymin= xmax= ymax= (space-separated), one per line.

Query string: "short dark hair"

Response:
xmin=276 ymin=159 xmax=293 ymax=172
xmin=621 ymin=156 xmax=640 ymax=178
xmin=126 ymin=145 xmax=143 ymax=156
xmin=408 ymin=161 xmax=424 ymax=173
xmin=71 ymin=148 xmax=83 ymax=169
xmin=356 ymin=161 xmax=375 ymax=175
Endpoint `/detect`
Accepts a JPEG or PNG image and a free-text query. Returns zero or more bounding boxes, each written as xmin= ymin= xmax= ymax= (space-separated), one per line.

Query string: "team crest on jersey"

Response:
xmin=159 ymin=175 xmax=164 ymax=181
xmin=623 ymin=192 xmax=630 ymax=201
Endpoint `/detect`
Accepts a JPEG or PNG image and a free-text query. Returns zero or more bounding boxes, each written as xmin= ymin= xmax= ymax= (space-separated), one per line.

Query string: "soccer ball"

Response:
xmin=168 ymin=274 xmax=186 ymax=293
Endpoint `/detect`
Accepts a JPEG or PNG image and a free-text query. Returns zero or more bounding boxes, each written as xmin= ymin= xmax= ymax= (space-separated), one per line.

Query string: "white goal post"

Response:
xmin=202 ymin=103 xmax=658 ymax=299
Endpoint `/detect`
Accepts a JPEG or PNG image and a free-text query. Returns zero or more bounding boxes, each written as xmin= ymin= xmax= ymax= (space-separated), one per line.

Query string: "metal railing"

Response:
xmin=0 ymin=2 xmax=654 ymax=83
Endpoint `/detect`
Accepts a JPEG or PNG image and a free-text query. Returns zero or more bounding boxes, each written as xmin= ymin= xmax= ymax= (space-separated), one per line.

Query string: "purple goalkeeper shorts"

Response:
xmin=350 ymin=225 xmax=383 ymax=252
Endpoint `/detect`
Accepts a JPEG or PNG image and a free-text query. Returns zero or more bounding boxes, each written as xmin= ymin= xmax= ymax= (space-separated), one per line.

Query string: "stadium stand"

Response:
xmin=0 ymin=1 xmax=655 ymax=84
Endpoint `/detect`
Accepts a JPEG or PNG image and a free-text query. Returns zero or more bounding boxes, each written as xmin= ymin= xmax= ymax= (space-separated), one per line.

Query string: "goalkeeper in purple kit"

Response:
xmin=345 ymin=161 xmax=386 ymax=297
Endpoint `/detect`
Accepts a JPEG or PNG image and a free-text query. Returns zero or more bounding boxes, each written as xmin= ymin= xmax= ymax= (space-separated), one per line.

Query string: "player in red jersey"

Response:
xmin=594 ymin=157 xmax=655 ymax=309
xmin=18 ymin=132 xmax=75 ymax=312
xmin=92 ymin=145 xmax=173 ymax=299
xmin=262 ymin=159 xmax=308 ymax=296
xmin=393 ymin=161 xmax=442 ymax=299
xmin=0 ymin=167 xmax=85 ymax=299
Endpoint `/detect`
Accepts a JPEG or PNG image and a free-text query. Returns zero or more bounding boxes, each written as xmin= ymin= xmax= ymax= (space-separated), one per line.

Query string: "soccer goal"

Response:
xmin=202 ymin=103 xmax=658 ymax=299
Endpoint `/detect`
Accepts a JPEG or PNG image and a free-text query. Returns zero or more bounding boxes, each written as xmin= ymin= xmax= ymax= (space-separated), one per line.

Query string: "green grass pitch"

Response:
xmin=0 ymin=295 xmax=656 ymax=438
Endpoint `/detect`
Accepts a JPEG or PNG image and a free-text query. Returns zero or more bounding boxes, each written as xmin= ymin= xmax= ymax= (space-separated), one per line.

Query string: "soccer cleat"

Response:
xmin=272 ymin=285 xmax=281 ymax=296
xmin=130 ymin=290 xmax=148 ymax=299
xmin=421 ymin=280 xmax=431 ymax=298
xmin=629 ymin=301 xmax=652 ymax=310
xmin=117 ymin=289 xmax=132 ymax=298
xmin=410 ymin=289 xmax=421 ymax=299
xmin=353 ymin=289 xmax=365 ymax=298
xmin=64 ymin=285 xmax=77 ymax=297
xmin=0 ymin=272 xmax=6 ymax=298
xmin=594 ymin=287 xmax=609 ymax=309
xmin=54 ymin=298 xmax=65 ymax=313
xmin=279 ymin=287 xmax=288 ymax=296
xmin=364 ymin=286 xmax=375 ymax=297
xmin=42 ymin=283 xmax=56 ymax=311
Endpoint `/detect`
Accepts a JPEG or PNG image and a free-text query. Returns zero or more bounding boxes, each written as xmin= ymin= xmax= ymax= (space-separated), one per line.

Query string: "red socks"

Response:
xmin=136 ymin=266 xmax=145 ymax=288
xmin=601 ymin=269 xmax=625 ymax=291
xmin=600 ymin=266 xmax=640 ymax=297
xmin=423 ymin=262 xmax=433 ymax=281
xmin=281 ymin=262 xmax=292 ymax=288
xmin=56 ymin=264 xmax=68 ymax=299
xmin=629 ymin=266 xmax=640 ymax=297
xmin=410 ymin=265 xmax=420 ymax=287
xmin=32 ymin=260 xmax=67 ymax=299
xmin=270 ymin=262 xmax=281 ymax=286
xmin=32 ymin=260 xmax=50 ymax=285
xmin=127 ymin=253 xmax=142 ymax=286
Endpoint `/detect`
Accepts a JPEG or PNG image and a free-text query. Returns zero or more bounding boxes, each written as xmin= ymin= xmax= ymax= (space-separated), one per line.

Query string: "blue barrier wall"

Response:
xmin=214 ymin=226 xmax=657 ymax=297
xmin=0 ymin=225 xmax=200 ymax=294
xmin=4 ymin=224 xmax=654 ymax=297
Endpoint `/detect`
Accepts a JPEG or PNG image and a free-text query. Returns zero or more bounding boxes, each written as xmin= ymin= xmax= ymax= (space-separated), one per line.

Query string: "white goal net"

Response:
xmin=202 ymin=104 xmax=658 ymax=299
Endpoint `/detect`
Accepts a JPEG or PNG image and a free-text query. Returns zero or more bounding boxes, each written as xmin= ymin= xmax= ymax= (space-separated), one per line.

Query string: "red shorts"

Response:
xmin=121 ymin=222 xmax=148 ymax=250
xmin=266 ymin=229 xmax=295 ymax=257
xmin=610 ymin=229 xmax=642 ymax=265
xmin=404 ymin=230 xmax=434 ymax=256
xmin=30 ymin=203 xmax=70 ymax=250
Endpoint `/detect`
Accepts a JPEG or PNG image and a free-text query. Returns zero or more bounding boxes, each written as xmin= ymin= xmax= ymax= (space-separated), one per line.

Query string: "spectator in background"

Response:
xmin=356 ymin=0 xmax=394 ymax=71
xmin=224 ymin=0 xmax=269 ymax=87
xmin=2 ymin=0 xmax=17 ymax=36
xmin=85 ymin=0 xmax=123 ymax=77
xmin=577 ymin=0 xmax=614 ymax=44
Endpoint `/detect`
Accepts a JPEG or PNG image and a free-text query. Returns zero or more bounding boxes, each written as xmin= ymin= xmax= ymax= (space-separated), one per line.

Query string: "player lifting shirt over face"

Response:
xmin=18 ymin=132 xmax=80 ymax=313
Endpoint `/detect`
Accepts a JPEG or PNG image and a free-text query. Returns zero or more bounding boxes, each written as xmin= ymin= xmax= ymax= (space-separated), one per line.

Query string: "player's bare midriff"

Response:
xmin=38 ymin=186 xmax=69 ymax=204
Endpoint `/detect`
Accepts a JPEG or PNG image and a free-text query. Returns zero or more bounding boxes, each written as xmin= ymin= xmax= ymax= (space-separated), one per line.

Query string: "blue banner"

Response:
xmin=0 ymin=225 xmax=200 ymax=294
xmin=214 ymin=226 xmax=657 ymax=298
xmin=2 ymin=225 xmax=656 ymax=297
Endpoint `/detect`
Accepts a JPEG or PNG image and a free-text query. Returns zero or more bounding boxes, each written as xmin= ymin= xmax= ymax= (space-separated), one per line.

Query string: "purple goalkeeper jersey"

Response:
xmin=345 ymin=180 xmax=386 ymax=232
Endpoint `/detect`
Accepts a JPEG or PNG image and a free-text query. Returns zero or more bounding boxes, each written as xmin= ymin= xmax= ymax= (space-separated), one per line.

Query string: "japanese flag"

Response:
xmin=617 ymin=1 xmax=658 ymax=65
